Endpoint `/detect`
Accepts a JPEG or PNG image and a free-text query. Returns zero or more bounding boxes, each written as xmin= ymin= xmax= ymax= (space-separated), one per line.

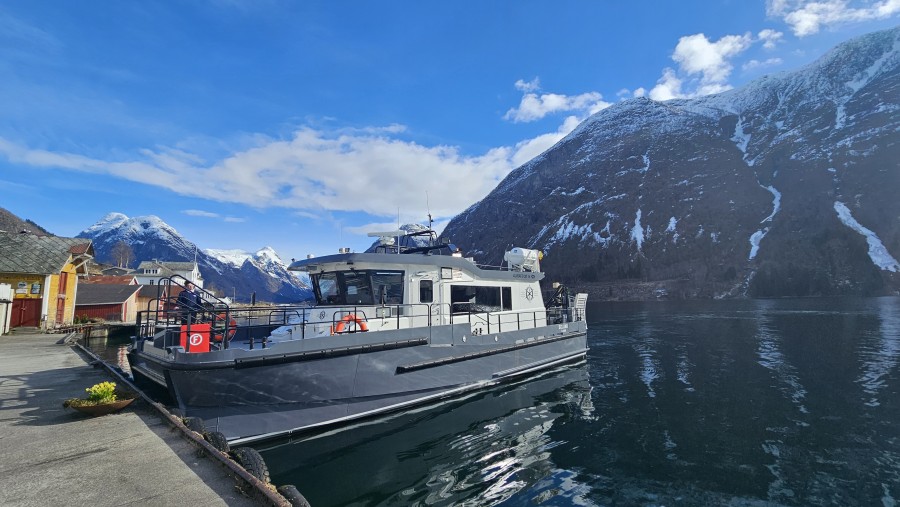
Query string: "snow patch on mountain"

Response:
xmin=206 ymin=249 xmax=252 ymax=267
xmin=84 ymin=213 xmax=180 ymax=241
xmin=666 ymin=216 xmax=679 ymax=243
xmin=83 ymin=212 xmax=129 ymax=235
xmin=847 ymin=35 xmax=899 ymax=93
xmin=631 ymin=209 xmax=645 ymax=252
xmin=749 ymin=229 xmax=767 ymax=260
xmin=666 ymin=217 xmax=678 ymax=232
xmin=732 ymin=117 xmax=751 ymax=155
xmin=761 ymin=185 xmax=782 ymax=223
xmin=834 ymin=202 xmax=900 ymax=272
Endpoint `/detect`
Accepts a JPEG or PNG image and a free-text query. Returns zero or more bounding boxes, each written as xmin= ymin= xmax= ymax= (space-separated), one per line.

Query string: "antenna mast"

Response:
xmin=426 ymin=190 xmax=434 ymax=246
xmin=426 ymin=191 xmax=433 ymax=230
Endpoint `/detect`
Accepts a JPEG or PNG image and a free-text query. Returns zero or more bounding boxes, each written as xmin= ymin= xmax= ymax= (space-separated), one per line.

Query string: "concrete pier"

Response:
xmin=0 ymin=333 xmax=270 ymax=506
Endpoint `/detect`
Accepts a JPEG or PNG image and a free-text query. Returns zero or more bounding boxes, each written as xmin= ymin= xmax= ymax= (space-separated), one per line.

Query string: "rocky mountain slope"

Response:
xmin=78 ymin=213 xmax=311 ymax=303
xmin=0 ymin=207 xmax=52 ymax=236
xmin=442 ymin=27 xmax=900 ymax=298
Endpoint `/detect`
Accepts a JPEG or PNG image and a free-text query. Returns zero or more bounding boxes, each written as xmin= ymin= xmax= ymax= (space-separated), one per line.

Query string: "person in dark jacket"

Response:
xmin=176 ymin=282 xmax=203 ymax=324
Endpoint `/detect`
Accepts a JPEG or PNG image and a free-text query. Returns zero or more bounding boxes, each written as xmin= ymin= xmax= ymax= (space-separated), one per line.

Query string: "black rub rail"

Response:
xmin=395 ymin=331 xmax=586 ymax=374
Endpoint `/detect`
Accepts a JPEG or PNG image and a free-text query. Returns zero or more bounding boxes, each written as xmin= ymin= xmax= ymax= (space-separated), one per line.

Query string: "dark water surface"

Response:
xmin=83 ymin=298 xmax=900 ymax=505
xmin=253 ymin=297 xmax=900 ymax=506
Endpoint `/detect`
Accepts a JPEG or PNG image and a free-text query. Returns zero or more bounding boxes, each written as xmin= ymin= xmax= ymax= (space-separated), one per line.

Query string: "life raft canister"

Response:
xmin=331 ymin=313 xmax=369 ymax=335
xmin=212 ymin=313 xmax=238 ymax=342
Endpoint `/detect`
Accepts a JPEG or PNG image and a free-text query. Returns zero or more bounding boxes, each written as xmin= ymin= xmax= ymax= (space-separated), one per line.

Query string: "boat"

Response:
xmin=127 ymin=228 xmax=588 ymax=444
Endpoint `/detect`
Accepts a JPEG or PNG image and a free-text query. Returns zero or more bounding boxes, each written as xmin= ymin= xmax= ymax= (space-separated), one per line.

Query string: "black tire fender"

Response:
xmin=183 ymin=416 xmax=205 ymax=435
xmin=203 ymin=430 xmax=230 ymax=453
xmin=277 ymin=485 xmax=311 ymax=507
xmin=231 ymin=447 xmax=270 ymax=483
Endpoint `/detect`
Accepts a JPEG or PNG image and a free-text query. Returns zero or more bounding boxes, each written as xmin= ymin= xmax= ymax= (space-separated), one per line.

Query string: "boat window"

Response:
xmin=314 ymin=272 xmax=340 ymax=304
xmin=311 ymin=270 xmax=404 ymax=306
xmin=419 ymin=280 xmax=433 ymax=303
xmin=502 ymin=286 xmax=512 ymax=310
xmin=451 ymin=285 xmax=509 ymax=314
xmin=342 ymin=271 xmax=372 ymax=305
xmin=372 ymin=271 xmax=403 ymax=305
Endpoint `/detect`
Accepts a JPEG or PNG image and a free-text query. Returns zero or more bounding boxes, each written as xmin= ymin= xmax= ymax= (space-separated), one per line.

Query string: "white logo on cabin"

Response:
xmin=189 ymin=333 xmax=204 ymax=346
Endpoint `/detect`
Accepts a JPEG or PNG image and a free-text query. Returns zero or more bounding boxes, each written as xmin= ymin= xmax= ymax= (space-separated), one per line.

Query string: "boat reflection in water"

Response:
xmin=255 ymin=362 xmax=595 ymax=507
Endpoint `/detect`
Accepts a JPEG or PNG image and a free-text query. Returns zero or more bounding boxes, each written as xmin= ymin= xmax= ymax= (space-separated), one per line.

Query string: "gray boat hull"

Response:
xmin=130 ymin=321 xmax=587 ymax=444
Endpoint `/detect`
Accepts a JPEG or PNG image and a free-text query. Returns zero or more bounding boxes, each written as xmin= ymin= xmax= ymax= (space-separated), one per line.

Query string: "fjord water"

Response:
xmin=255 ymin=297 xmax=900 ymax=506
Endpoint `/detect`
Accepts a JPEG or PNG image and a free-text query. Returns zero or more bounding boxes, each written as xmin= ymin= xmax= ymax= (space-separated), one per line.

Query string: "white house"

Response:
xmin=133 ymin=260 xmax=204 ymax=288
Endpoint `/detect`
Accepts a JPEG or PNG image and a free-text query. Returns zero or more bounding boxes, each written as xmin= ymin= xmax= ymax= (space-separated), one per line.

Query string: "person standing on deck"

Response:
xmin=177 ymin=282 xmax=203 ymax=324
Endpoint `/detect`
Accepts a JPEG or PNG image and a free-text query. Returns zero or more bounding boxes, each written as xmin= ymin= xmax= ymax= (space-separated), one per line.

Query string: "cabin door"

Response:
xmin=11 ymin=299 xmax=41 ymax=328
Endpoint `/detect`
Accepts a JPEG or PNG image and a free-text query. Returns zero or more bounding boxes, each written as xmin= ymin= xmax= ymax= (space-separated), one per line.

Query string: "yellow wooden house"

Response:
xmin=0 ymin=232 xmax=94 ymax=330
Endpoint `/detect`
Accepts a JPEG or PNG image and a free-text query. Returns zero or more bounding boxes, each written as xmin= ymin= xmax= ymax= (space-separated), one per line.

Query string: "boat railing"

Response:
xmin=442 ymin=303 xmax=560 ymax=334
xmin=135 ymin=295 xmax=587 ymax=351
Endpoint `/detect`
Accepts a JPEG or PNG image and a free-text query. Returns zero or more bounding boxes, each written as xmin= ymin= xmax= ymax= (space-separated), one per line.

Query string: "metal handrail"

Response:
xmin=134 ymin=299 xmax=581 ymax=351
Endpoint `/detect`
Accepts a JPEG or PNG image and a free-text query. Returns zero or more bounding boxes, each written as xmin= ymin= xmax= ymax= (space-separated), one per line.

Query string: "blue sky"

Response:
xmin=1 ymin=1 xmax=897 ymax=261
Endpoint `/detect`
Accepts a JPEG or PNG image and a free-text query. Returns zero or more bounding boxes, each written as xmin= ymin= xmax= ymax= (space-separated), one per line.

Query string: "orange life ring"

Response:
xmin=212 ymin=313 xmax=238 ymax=342
xmin=331 ymin=313 xmax=369 ymax=334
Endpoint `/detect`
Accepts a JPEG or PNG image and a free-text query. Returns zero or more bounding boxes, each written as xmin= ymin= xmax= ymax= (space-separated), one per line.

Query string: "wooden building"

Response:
xmin=78 ymin=274 xmax=171 ymax=322
xmin=136 ymin=284 xmax=169 ymax=315
xmin=74 ymin=284 xmax=142 ymax=322
xmin=81 ymin=275 xmax=138 ymax=285
xmin=0 ymin=233 xmax=94 ymax=330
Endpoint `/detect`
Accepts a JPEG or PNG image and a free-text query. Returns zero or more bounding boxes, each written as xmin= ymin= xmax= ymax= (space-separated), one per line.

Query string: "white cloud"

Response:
xmin=183 ymin=209 xmax=220 ymax=218
xmin=648 ymin=32 xmax=756 ymax=100
xmin=767 ymin=0 xmax=900 ymax=36
xmin=183 ymin=208 xmax=246 ymax=223
xmin=758 ymin=28 xmax=785 ymax=49
xmin=617 ymin=87 xmax=647 ymax=99
xmin=509 ymin=115 xmax=582 ymax=167
xmin=292 ymin=210 xmax=321 ymax=220
xmin=504 ymin=79 xmax=610 ymax=123
xmin=0 ymin=122 xmax=564 ymax=224
xmin=743 ymin=57 xmax=784 ymax=71
xmin=649 ymin=68 xmax=685 ymax=101
xmin=514 ymin=78 xmax=542 ymax=93
xmin=672 ymin=33 xmax=753 ymax=85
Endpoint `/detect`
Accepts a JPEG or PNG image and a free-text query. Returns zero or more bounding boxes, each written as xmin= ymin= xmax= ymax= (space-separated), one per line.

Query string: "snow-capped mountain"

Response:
xmin=78 ymin=213 xmax=312 ymax=303
xmin=207 ymin=246 xmax=312 ymax=286
xmin=442 ymin=26 xmax=900 ymax=298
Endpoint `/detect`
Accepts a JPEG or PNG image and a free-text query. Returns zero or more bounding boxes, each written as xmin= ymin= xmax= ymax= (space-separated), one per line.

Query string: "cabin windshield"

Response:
xmin=312 ymin=270 xmax=404 ymax=306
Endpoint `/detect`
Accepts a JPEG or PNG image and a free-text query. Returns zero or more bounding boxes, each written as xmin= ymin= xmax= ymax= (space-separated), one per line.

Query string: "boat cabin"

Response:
xmin=286 ymin=239 xmax=553 ymax=339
